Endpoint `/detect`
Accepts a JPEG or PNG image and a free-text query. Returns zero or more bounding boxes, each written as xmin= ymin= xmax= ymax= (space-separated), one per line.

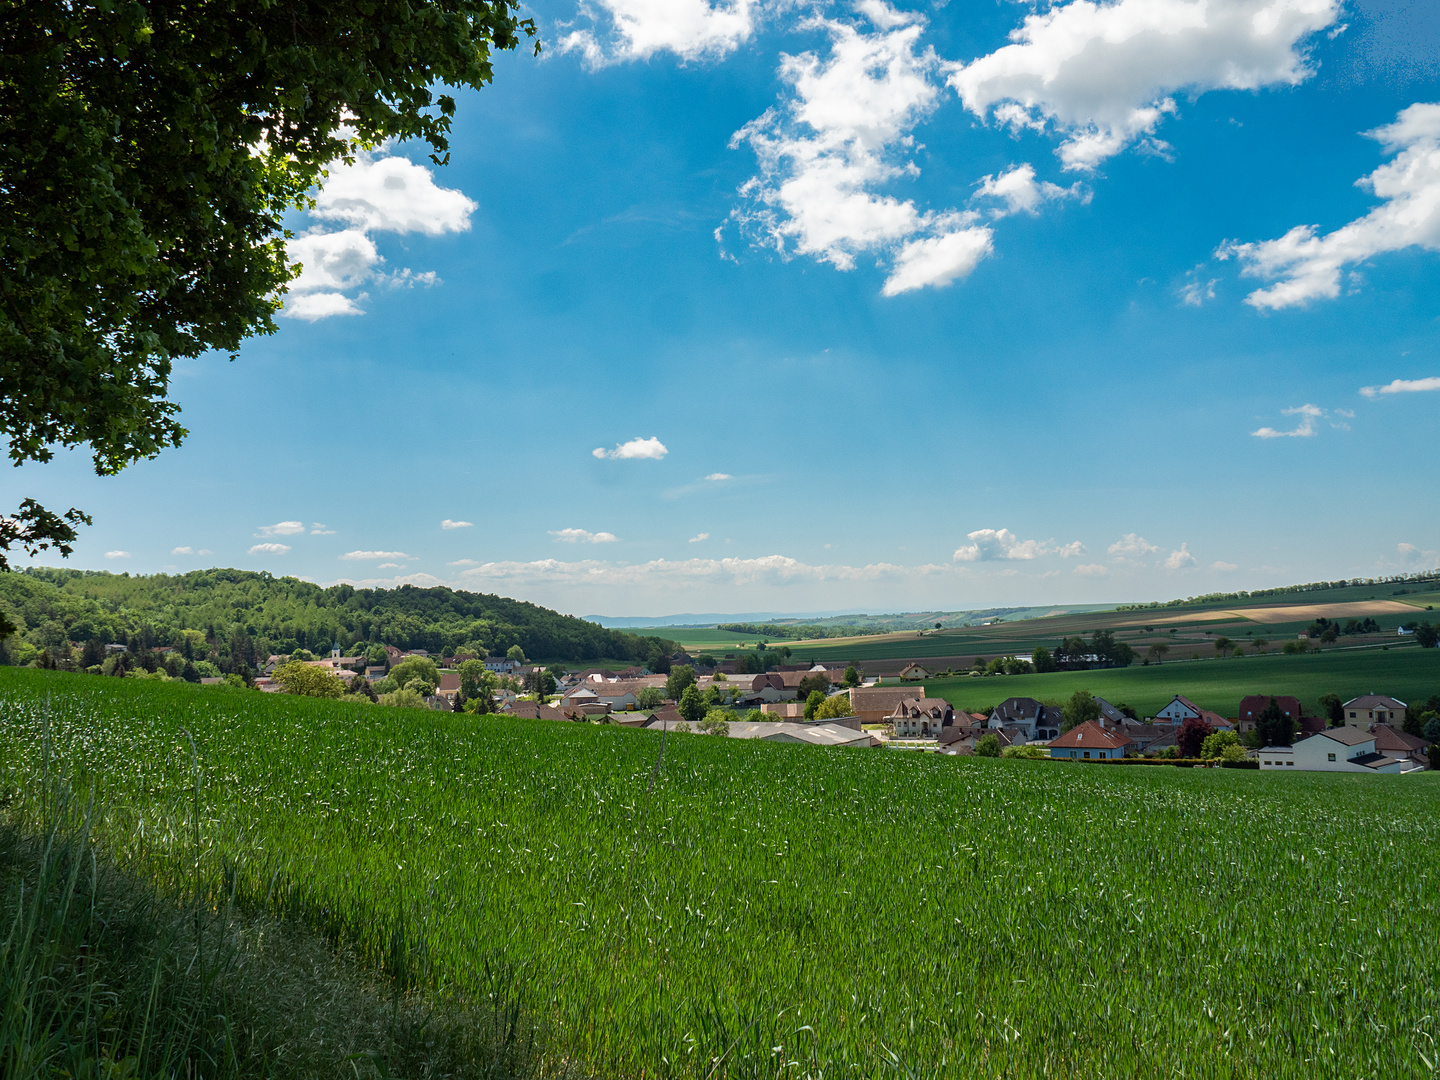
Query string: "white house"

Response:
xmin=1260 ymin=727 xmax=1405 ymax=773
xmin=1153 ymin=695 xmax=1232 ymax=729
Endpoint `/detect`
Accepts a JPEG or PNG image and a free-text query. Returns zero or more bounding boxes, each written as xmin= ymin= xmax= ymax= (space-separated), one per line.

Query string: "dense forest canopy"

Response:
xmin=0 ymin=568 xmax=676 ymax=667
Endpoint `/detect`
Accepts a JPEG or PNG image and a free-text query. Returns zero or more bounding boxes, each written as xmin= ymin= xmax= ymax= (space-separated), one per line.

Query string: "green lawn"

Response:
xmin=926 ymin=645 xmax=1440 ymax=717
xmin=2 ymin=667 xmax=1437 ymax=1079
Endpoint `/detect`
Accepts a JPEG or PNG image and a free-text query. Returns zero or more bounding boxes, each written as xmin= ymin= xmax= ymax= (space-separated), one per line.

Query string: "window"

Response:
xmin=1349 ymin=712 xmax=1356 ymax=719
xmin=1327 ymin=753 xmax=1336 ymax=762
xmin=1287 ymin=761 xmax=1294 ymax=766
xmin=1263 ymin=761 xmax=1270 ymax=766
xmin=1083 ymin=751 xmax=1091 ymax=759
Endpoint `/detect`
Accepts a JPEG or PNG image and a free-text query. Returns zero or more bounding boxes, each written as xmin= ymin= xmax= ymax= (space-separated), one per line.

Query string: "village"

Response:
xmin=252 ymin=645 xmax=1433 ymax=773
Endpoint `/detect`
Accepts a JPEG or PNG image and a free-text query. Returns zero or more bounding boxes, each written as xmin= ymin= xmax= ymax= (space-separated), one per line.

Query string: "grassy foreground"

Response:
xmin=928 ymin=645 xmax=1440 ymax=717
xmin=2 ymin=667 xmax=1437 ymax=1078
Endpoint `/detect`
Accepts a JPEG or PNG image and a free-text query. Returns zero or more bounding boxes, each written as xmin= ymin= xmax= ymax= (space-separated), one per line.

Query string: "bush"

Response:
xmin=975 ymin=733 xmax=1000 ymax=757
xmin=272 ymin=662 xmax=344 ymax=699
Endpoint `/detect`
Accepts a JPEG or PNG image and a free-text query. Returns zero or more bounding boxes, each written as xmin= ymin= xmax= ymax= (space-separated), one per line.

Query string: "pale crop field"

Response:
xmin=2 ymin=667 xmax=1436 ymax=1079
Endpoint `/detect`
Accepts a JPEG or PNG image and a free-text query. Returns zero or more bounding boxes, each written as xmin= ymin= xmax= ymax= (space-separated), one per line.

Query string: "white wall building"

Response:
xmin=1260 ymin=727 xmax=1405 ymax=773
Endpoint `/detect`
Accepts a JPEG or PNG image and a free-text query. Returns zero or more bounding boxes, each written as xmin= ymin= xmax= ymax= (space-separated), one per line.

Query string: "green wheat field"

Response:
xmin=2 ymin=666 xmax=1436 ymax=1079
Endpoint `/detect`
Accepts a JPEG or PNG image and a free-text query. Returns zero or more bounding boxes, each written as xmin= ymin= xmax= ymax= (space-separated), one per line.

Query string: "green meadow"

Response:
xmin=926 ymin=645 xmax=1440 ymax=718
xmin=2 ymin=666 xmax=1437 ymax=1078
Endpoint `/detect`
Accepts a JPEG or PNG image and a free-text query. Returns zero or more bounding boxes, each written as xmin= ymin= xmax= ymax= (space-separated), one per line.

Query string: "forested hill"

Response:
xmin=0 ymin=568 xmax=678 ymax=665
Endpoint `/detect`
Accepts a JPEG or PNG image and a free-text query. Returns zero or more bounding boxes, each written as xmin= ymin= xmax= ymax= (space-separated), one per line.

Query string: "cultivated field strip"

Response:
xmin=1 ymin=668 xmax=1436 ymax=1079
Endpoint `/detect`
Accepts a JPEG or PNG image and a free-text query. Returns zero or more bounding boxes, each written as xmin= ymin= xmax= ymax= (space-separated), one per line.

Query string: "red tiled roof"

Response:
xmin=1048 ymin=720 xmax=1133 ymax=751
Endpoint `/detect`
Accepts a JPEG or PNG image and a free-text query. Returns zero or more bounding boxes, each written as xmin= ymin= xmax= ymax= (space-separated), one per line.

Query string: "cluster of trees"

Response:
xmin=971 ymin=654 xmax=1035 ymax=676
xmin=1032 ymin=630 xmax=1135 ymax=672
xmin=0 ymin=568 xmax=678 ymax=671
xmin=1301 ymin=616 xmax=1383 ymax=642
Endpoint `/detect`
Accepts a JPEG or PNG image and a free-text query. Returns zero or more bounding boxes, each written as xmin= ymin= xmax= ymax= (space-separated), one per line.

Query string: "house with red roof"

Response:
xmin=1048 ymin=721 xmax=1133 ymax=760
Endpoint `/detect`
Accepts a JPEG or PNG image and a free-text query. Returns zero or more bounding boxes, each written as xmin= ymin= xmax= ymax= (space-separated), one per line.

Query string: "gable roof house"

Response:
xmin=889 ymin=697 xmax=955 ymax=738
xmin=1342 ymin=695 xmax=1406 ymax=727
xmin=1370 ymin=724 xmax=1429 ymax=771
xmin=847 ymin=685 xmax=927 ymax=725
xmin=1048 ymin=721 xmax=1133 ymax=760
xmin=898 ymin=663 xmax=931 ymax=681
xmin=1261 ymin=726 xmax=1407 ymax=773
xmin=1154 ymin=695 xmax=1232 ymax=729
xmin=988 ymin=698 xmax=1064 ymax=741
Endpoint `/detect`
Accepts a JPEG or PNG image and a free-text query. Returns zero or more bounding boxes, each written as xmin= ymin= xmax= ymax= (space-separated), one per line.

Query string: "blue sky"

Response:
xmin=9 ymin=0 xmax=1440 ymax=617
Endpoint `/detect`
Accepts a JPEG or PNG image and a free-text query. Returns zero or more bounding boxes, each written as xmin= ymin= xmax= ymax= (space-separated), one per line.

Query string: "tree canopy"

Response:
xmin=0 ymin=0 xmax=537 ymax=563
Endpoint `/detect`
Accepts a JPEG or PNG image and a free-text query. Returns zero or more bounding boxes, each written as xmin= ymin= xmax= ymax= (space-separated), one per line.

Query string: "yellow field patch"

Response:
xmin=1223 ymin=600 xmax=1422 ymax=625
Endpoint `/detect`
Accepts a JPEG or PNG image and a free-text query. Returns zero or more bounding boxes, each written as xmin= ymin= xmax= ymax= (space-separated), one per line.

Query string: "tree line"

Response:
xmin=0 ymin=568 xmax=678 ymax=670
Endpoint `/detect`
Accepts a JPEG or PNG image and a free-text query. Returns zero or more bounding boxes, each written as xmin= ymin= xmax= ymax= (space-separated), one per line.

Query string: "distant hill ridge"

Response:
xmin=0 ymin=567 xmax=679 ymax=664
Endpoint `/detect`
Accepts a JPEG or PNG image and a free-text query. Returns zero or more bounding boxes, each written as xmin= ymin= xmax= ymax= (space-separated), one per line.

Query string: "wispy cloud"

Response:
xmin=1251 ymin=403 xmax=1322 ymax=438
xmin=1073 ymin=563 xmax=1107 ymax=577
xmin=104 ymin=550 xmax=130 ymax=560
xmin=705 ymin=473 xmax=732 ymax=481
xmin=1222 ymin=102 xmax=1440 ymax=309
xmin=171 ymin=546 xmax=193 ymax=555
xmin=310 ymin=523 xmax=335 ymax=535
xmin=255 ymin=521 xmax=305 ymax=537
xmin=248 ymin=543 xmax=291 ymax=555
xmin=593 ymin=436 xmax=668 ymax=460
xmin=441 ymin=519 xmax=474 ymax=530
xmin=1360 ymin=375 xmax=1440 ymax=398
xmin=550 ymin=528 xmax=619 ymax=544
xmin=340 ymin=550 xmax=411 ymax=561
xmin=689 ymin=532 xmax=710 ymax=543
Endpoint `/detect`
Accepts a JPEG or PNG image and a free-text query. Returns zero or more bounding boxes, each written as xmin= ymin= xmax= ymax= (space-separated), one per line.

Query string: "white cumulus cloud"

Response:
xmin=561 ymin=0 xmax=756 ymax=65
xmin=340 ymin=550 xmax=411 ymax=561
xmin=550 ymin=528 xmax=620 ymax=544
xmin=972 ymin=163 xmax=1086 ymax=218
xmin=948 ymin=0 xmax=1338 ymax=170
xmin=1251 ymin=403 xmax=1322 ymax=438
xmin=1396 ymin=542 xmax=1440 ymax=569
xmin=728 ymin=4 xmax=997 ymax=297
xmin=171 ymin=546 xmax=193 ymax=555
xmin=706 ymin=472 xmax=732 ymax=481
xmin=310 ymin=523 xmax=335 ymax=535
xmin=690 ymin=532 xmax=711 ymax=543
xmin=248 ymin=543 xmax=291 ymax=555
xmin=593 ymin=436 xmax=669 ymax=460
xmin=953 ymin=528 xmax=1075 ymax=562
xmin=283 ymin=146 xmax=474 ymax=321
xmin=441 ymin=519 xmax=474 ymax=530
xmin=1108 ymin=533 xmax=1161 ymax=558
xmin=1360 ymin=375 xmax=1440 ymax=398
xmin=1164 ymin=543 xmax=1197 ymax=570
xmin=313 ymin=152 xmax=477 ymax=235
xmin=104 ymin=550 xmax=130 ymax=559
xmin=1222 ymin=102 xmax=1440 ymax=308
xmin=256 ymin=521 xmax=305 ymax=537
xmin=1210 ymin=560 xmax=1239 ymax=571
xmin=1073 ymin=563 xmax=1108 ymax=576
